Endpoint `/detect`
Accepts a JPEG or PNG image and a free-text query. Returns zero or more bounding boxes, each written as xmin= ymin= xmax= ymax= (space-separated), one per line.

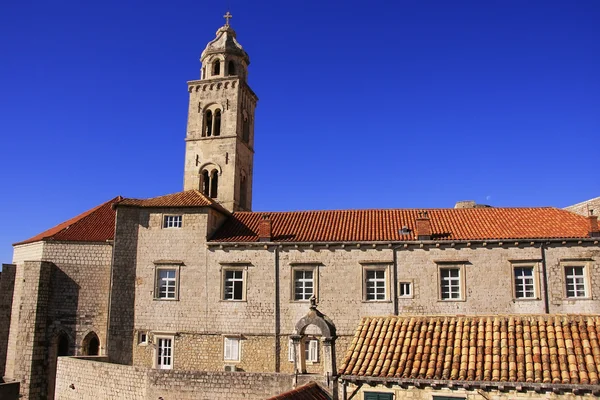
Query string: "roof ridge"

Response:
xmin=232 ymin=206 xmax=563 ymax=214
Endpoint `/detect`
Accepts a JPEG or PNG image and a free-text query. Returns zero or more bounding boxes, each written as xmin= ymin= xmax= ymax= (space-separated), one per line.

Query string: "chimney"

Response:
xmin=258 ymin=214 xmax=272 ymax=242
xmin=415 ymin=211 xmax=432 ymax=240
xmin=588 ymin=214 xmax=600 ymax=238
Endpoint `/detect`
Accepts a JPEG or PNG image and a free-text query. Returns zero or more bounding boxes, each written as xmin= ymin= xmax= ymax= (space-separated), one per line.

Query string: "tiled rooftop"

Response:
xmin=14 ymin=196 xmax=122 ymax=245
xmin=211 ymin=207 xmax=592 ymax=242
xmin=117 ymin=190 xmax=220 ymax=208
xmin=266 ymin=382 xmax=330 ymax=400
xmin=339 ymin=315 xmax=600 ymax=386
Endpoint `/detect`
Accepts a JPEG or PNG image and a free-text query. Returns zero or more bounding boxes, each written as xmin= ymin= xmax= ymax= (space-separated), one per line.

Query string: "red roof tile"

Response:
xmin=266 ymin=382 xmax=331 ymax=400
xmin=339 ymin=315 xmax=600 ymax=386
xmin=14 ymin=196 xmax=122 ymax=246
xmin=210 ymin=207 xmax=591 ymax=242
xmin=117 ymin=190 xmax=224 ymax=210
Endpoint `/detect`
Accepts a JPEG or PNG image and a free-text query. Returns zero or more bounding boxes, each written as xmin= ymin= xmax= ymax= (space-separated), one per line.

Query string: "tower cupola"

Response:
xmin=200 ymin=12 xmax=250 ymax=81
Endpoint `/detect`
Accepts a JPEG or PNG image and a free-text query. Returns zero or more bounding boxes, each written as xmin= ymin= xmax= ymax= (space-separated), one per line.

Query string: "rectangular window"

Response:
xmin=223 ymin=269 xmax=245 ymax=300
xmin=514 ymin=266 xmax=535 ymax=299
xmin=138 ymin=331 xmax=148 ymax=345
xmin=364 ymin=392 xmax=393 ymax=400
xmin=305 ymin=339 xmax=318 ymax=363
xmin=565 ymin=266 xmax=587 ymax=298
xmin=440 ymin=267 xmax=461 ymax=300
xmin=432 ymin=396 xmax=466 ymax=400
xmin=155 ymin=268 xmax=178 ymax=300
xmin=398 ymin=282 xmax=412 ymax=298
xmin=156 ymin=337 xmax=173 ymax=369
xmin=224 ymin=337 xmax=240 ymax=361
xmin=365 ymin=269 xmax=386 ymax=301
xmin=294 ymin=270 xmax=314 ymax=301
xmin=163 ymin=215 xmax=182 ymax=228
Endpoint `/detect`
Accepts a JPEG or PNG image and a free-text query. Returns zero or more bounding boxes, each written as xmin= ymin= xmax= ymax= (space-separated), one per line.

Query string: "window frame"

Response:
xmin=154 ymin=335 xmax=174 ymax=370
xmin=221 ymin=266 xmax=248 ymax=302
xmin=162 ymin=214 xmax=183 ymax=229
xmin=304 ymin=338 xmax=319 ymax=363
xmin=363 ymin=392 xmax=394 ymax=400
xmin=438 ymin=264 xmax=465 ymax=302
xmin=291 ymin=266 xmax=318 ymax=302
xmin=398 ymin=280 xmax=413 ymax=299
xmin=511 ymin=262 xmax=539 ymax=300
xmin=223 ymin=336 xmax=241 ymax=362
xmin=361 ymin=264 xmax=391 ymax=302
xmin=138 ymin=331 xmax=148 ymax=346
xmin=563 ymin=262 xmax=591 ymax=299
xmin=154 ymin=265 xmax=180 ymax=301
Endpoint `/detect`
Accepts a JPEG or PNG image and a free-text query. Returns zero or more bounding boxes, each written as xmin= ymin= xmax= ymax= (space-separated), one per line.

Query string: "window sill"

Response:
xmin=223 ymin=359 xmax=241 ymax=363
xmin=563 ymin=296 xmax=593 ymax=301
xmin=513 ymin=297 xmax=541 ymax=302
xmin=220 ymin=299 xmax=247 ymax=303
xmin=437 ymin=298 xmax=466 ymax=303
xmin=398 ymin=296 xmax=414 ymax=300
xmin=361 ymin=300 xmax=393 ymax=304
xmin=153 ymin=298 xmax=179 ymax=301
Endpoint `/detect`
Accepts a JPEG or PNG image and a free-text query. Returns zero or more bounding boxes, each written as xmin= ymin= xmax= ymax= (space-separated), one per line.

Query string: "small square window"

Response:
xmin=440 ymin=267 xmax=462 ymax=300
xmin=163 ymin=215 xmax=182 ymax=228
xmin=293 ymin=269 xmax=315 ymax=301
xmin=138 ymin=331 xmax=148 ymax=345
xmin=223 ymin=269 xmax=246 ymax=301
xmin=224 ymin=337 xmax=240 ymax=361
xmin=565 ymin=266 xmax=587 ymax=298
xmin=364 ymin=268 xmax=387 ymax=301
xmin=155 ymin=267 xmax=179 ymax=300
xmin=514 ymin=266 xmax=536 ymax=299
xmin=398 ymin=281 xmax=412 ymax=298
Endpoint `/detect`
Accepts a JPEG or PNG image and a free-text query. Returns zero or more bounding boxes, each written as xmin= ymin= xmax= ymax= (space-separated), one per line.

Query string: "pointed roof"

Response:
xmin=339 ymin=315 xmax=600 ymax=391
xmin=201 ymin=24 xmax=250 ymax=64
xmin=210 ymin=207 xmax=593 ymax=243
xmin=14 ymin=196 xmax=122 ymax=246
xmin=116 ymin=190 xmax=228 ymax=212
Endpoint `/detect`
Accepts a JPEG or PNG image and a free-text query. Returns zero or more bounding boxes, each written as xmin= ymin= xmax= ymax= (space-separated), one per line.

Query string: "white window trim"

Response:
xmin=138 ymin=331 xmax=148 ymax=346
xmin=223 ymin=336 xmax=241 ymax=362
xmin=291 ymin=266 xmax=318 ymax=302
xmin=305 ymin=338 xmax=319 ymax=363
xmin=162 ymin=214 xmax=183 ymax=229
xmin=562 ymin=262 xmax=591 ymax=299
xmin=221 ymin=266 xmax=248 ymax=302
xmin=154 ymin=265 xmax=180 ymax=301
xmin=398 ymin=280 xmax=414 ymax=299
xmin=511 ymin=262 xmax=540 ymax=301
xmin=361 ymin=264 xmax=391 ymax=302
xmin=288 ymin=339 xmax=295 ymax=362
xmin=437 ymin=264 xmax=466 ymax=302
xmin=154 ymin=335 xmax=174 ymax=370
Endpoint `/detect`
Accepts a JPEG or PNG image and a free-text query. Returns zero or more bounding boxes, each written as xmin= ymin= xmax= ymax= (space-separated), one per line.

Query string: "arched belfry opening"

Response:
xmin=228 ymin=60 xmax=235 ymax=75
xmin=82 ymin=331 xmax=100 ymax=356
xmin=290 ymin=298 xmax=337 ymax=377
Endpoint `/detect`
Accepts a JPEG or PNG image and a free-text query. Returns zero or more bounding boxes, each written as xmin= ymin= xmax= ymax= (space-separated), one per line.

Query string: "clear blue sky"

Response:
xmin=1 ymin=0 xmax=599 ymax=264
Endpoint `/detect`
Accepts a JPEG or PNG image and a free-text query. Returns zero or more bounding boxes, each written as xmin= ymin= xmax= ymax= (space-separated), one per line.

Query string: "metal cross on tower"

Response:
xmin=223 ymin=11 xmax=232 ymax=26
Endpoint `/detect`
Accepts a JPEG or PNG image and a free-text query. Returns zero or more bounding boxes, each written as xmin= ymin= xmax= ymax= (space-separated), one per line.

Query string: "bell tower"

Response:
xmin=184 ymin=12 xmax=257 ymax=212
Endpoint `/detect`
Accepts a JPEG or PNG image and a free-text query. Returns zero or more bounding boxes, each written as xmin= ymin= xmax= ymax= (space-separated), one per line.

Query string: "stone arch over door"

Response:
xmin=81 ymin=331 xmax=100 ymax=356
xmin=291 ymin=303 xmax=337 ymax=377
xmin=47 ymin=330 xmax=73 ymax=400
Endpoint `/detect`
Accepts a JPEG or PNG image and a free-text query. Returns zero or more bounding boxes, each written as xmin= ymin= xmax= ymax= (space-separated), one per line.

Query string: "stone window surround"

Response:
xmin=137 ymin=331 xmax=148 ymax=346
xmin=510 ymin=260 xmax=541 ymax=301
xmin=153 ymin=262 xmax=183 ymax=301
xmin=220 ymin=262 xmax=251 ymax=302
xmin=162 ymin=214 xmax=183 ymax=229
xmin=360 ymin=262 xmax=392 ymax=303
xmin=398 ymin=280 xmax=414 ymax=299
xmin=153 ymin=333 xmax=175 ymax=370
xmin=223 ymin=335 xmax=242 ymax=362
xmin=436 ymin=262 xmax=467 ymax=302
xmin=289 ymin=263 xmax=321 ymax=303
xmin=561 ymin=259 xmax=593 ymax=300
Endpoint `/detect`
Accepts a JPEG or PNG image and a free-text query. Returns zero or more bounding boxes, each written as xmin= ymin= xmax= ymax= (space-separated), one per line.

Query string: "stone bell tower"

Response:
xmin=184 ymin=12 xmax=257 ymax=212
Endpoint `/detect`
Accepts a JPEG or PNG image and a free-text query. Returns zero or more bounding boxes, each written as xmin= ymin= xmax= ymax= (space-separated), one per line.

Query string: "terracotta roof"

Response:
xmin=266 ymin=382 xmax=331 ymax=400
xmin=210 ymin=207 xmax=591 ymax=242
xmin=14 ymin=196 xmax=122 ymax=246
xmin=117 ymin=190 xmax=224 ymax=210
xmin=339 ymin=315 xmax=600 ymax=387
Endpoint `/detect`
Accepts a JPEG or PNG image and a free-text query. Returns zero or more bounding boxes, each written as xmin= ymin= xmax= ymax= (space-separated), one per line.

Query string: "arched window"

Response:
xmin=202 ymin=67 xmax=206 ymax=79
xmin=82 ymin=331 xmax=100 ymax=356
xmin=202 ymin=170 xmax=210 ymax=196
xmin=205 ymin=110 xmax=213 ymax=137
xmin=240 ymin=174 xmax=247 ymax=209
xmin=228 ymin=61 xmax=235 ymax=76
xmin=210 ymin=170 xmax=218 ymax=198
xmin=242 ymin=117 xmax=250 ymax=143
xmin=213 ymin=60 xmax=221 ymax=76
xmin=214 ymin=109 xmax=221 ymax=136
xmin=58 ymin=333 xmax=69 ymax=357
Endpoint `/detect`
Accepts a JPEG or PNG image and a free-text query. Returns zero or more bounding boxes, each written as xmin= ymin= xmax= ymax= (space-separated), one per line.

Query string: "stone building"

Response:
xmin=0 ymin=14 xmax=599 ymax=400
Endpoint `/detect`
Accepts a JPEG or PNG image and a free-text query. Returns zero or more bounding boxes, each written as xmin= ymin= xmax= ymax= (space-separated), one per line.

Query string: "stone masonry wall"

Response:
xmin=55 ymin=356 xmax=324 ymax=400
xmin=0 ymin=264 xmax=16 ymax=378
xmin=565 ymin=197 xmax=600 ymax=217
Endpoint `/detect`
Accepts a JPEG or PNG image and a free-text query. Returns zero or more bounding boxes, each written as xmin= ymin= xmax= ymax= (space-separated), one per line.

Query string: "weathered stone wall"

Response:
xmin=55 ymin=356 xmax=324 ymax=400
xmin=0 ymin=380 xmax=20 ymax=400
xmin=345 ymin=381 xmax=597 ymax=399
xmin=565 ymin=197 xmax=600 ymax=217
xmin=0 ymin=264 xmax=16 ymax=378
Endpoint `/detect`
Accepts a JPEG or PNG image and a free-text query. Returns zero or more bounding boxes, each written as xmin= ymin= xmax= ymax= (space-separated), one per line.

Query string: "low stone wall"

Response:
xmin=55 ymin=357 xmax=326 ymax=400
